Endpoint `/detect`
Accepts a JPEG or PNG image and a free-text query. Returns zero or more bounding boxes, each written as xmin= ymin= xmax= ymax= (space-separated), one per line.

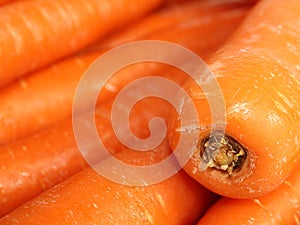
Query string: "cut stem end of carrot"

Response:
xmin=199 ymin=132 xmax=248 ymax=175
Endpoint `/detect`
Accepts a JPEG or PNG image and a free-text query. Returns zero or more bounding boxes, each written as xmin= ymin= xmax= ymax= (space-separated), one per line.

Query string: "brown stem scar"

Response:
xmin=198 ymin=132 xmax=248 ymax=175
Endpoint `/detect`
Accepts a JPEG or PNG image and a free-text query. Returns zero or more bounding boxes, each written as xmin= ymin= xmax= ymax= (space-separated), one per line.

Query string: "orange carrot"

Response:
xmin=197 ymin=166 xmax=300 ymax=225
xmin=0 ymin=1 xmax=249 ymax=144
xmin=0 ymin=84 xmax=184 ymax=217
xmin=94 ymin=5 xmax=251 ymax=106
xmin=94 ymin=0 xmax=250 ymax=49
xmin=0 ymin=50 xmax=103 ymax=144
xmin=0 ymin=0 xmax=163 ymax=87
xmin=0 ymin=105 xmax=123 ymax=217
xmin=0 ymin=144 xmax=217 ymax=225
xmin=168 ymin=0 xmax=300 ymax=198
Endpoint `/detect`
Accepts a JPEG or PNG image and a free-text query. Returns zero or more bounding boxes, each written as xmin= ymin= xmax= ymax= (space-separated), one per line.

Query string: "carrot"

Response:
xmin=197 ymin=166 xmax=300 ymax=225
xmin=0 ymin=105 xmax=124 ymax=217
xmin=168 ymin=0 xmax=300 ymax=198
xmin=93 ymin=0 xmax=250 ymax=49
xmin=0 ymin=78 xmax=204 ymax=217
xmin=0 ymin=2 xmax=249 ymax=215
xmin=96 ymin=5 xmax=251 ymax=104
xmin=0 ymin=144 xmax=218 ymax=225
xmin=0 ymin=84 xmax=183 ymax=217
xmin=0 ymin=50 xmax=103 ymax=144
xmin=0 ymin=1 xmax=249 ymax=145
xmin=0 ymin=0 xmax=163 ymax=87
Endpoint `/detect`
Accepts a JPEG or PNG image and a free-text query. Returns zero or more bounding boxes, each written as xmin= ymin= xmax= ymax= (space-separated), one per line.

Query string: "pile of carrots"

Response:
xmin=0 ymin=0 xmax=299 ymax=224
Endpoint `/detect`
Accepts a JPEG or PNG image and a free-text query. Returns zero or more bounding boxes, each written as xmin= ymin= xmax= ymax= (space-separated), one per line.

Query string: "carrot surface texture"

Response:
xmin=0 ymin=51 xmax=102 ymax=145
xmin=0 ymin=2 xmax=249 ymax=216
xmin=168 ymin=0 xmax=300 ymax=198
xmin=0 ymin=1 xmax=249 ymax=145
xmin=0 ymin=145 xmax=217 ymax=225
xmin=0 ymin=105 xmax=121 ymax=217
xmin=0 ymin=0 xmax=163 ymax=87
xmin=197 ymin=165 xmax=300 ymax=225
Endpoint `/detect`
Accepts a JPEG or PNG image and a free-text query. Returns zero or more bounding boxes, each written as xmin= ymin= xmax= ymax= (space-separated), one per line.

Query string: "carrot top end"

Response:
xmin=199 ymin=131 xmax=248 ymax=176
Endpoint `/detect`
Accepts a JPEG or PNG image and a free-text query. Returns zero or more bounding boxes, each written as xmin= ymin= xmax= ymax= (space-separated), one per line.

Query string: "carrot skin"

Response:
xmin=0 ymin=147 xmax=217 ymax=225
xmin=0 ymin=106 xmax=121 ymax=217
xmin=168 ymin=0 xmax=300 ymax=198
xmin=197 ymin=166 xmax=300 ymax=225
xmin=93 ymin=6 xmax=251 ymax=107
xmin=0 ymin=0 xmax=163 ymax=86
xmin=0 ymin=2 xmax=249 ymax=144
xmin=95 ymin=0 xmax=250 ymax=50
xmin=0 ymin=51 xmax=102 ymax=144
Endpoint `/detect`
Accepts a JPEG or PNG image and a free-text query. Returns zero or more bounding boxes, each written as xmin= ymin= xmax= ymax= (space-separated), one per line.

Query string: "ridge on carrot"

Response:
xmin=168 ymin=0 xmax=300 ymax=198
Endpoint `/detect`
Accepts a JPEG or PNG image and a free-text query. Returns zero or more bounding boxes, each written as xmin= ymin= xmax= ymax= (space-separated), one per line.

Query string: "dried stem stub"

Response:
xmin=199 ymin=132 xmax=247 ymax=175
